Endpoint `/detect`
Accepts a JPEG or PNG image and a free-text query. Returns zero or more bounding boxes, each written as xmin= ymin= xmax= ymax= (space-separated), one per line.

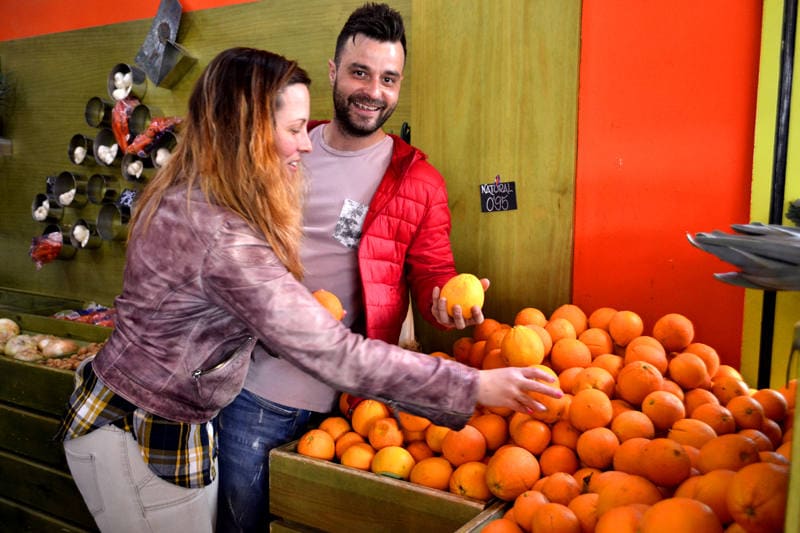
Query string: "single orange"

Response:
xmin=510 ymin=417 xmax=551 ymax=455
xmin=611 ymin=409 xmax=655 ymax=442
xmin=594 ymin=503 xmax=649 ymax=533
xmin=666 ymin=418 xmax=716 ymax=449
xmin=452 ymin=336 xmax=477 ymax=364
xmin=449 ymin=460 xmax=492 ymax=500
xmin=440 ymin=273 xmax=484 ymax=319
xmin=312 ymin=289 xmax=345 ymax=320
xmin=595 ymin=474 xmax=662 ymax=516
xmin=501 ymin=325 xmax=545 ymax=367
xmin=350 ymin=399 xmax=391 ymax=437
xmin=424 ymin=424 xmax=451 ymax=453
xmin=339 ymin=441 xmax=375 ymax=470
xmin=641 ymin=389 xmax=686 ymax=432
xmin=549 ymin=337 xmax=592 ymax=373
xmin=549 ymin=304 xmax=589 ymax=336
xmin=697 ymin=433 xmax=760 ymax=473
xmin=441 ymin=423 xmax=487 ymax=466
xmin=511 ymin=489 xmax=548 ymax=532
xmin=569 ymin=388 xmax=613 ymax=431
xmin=691 ymin=402 xmax=737 ymax=435
xmin=637 ymin=497 xmax=722 ymax=533
xmin=296 ymin=428 xmax=335 ymax=461
xmin=684 ymin=342 xmax=721 ymax=378
xmin=624 ymin=337 xmax=668 ymax=375
xmin=568 ymin=492 xmax=599 ymax=533
xmin=531 ymin=502 xmax=581 ymax=533
xmin=591 ymin=353 xmax=625 ymax=379
xmin=485 ymin=445 xmax=541 ymax=501
xmin=334 ymin=431 xmax=365 ymax=459
xmin=409 ymin=456 xmax=453 ymax=491
xmin=514 ymin=307 xmax=548 ymax=327
xmin=588 ymin=306 xmax=618 ymax=331
xmin=751 ymin=387 xmax=789 ymax=422
xmin=727 ymin=394 xmax=765 ymax=430
xmin=367 ymin=416 xmax=404 ymax=449
xmin=539 ymin=444 xmax=579 ymax=476
xmin=317 ymin=415 xmax=351 ymax=442
xmin=539 ymin=472 xmax=582 ymax=506
xmin=683 ymin=387 xmax=720 ymax=417
xmin=545 ymin=317 xmax=578 ymax=345
xmin=608 ymin=310 xmax=645 ymax=348
xmin=576 ymin=426 xmax=619 ymax=470
xmin=571 ymin=366 xmax=615 ymax=397
xmin=370 ymin=445 xmax=416 ymax=479
xmin=405 ymin=439 xmax=435 ymax=462
xmin=668 ymin=351 xmax=711 ymax=390
xmin=468 ymin=412 xmax=509 ymax=451
xmin=615 ymin=361 xmax=664 ymax=406
xmin=640 ymin=437 xmax=692 ymax=487
xmin=612 ymin=436 xmax=649 ymax=476
xmin=651 ymin=312 xmax=695 ymax=353
xmin=578 ymin=327 xmax=615 ymax=358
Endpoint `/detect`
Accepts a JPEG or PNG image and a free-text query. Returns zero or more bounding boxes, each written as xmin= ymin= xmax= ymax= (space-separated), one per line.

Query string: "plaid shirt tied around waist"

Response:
xmin=57 ymin=358 xmax=217 ymax=488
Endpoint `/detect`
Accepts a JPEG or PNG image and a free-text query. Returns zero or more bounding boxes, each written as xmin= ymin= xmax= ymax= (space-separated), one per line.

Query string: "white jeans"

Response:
xmin=63 ymin=424 xmax=218 ymax=533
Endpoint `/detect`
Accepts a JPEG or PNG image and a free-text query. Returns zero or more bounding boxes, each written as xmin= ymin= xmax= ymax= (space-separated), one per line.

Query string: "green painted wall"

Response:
xmin=0 ymin=0 xmax=410 ymax=307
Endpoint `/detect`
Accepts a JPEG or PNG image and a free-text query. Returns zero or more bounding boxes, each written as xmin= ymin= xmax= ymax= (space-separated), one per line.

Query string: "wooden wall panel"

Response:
xmin=0 ymin=0 xmax=410 ymax=307
xmin=410 ymin=0 xmax=581 ymax=351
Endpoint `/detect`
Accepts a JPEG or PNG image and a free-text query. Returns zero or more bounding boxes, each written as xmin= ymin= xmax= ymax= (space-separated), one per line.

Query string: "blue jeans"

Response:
xmin=215 ymin=389 xmax=321 ymax=533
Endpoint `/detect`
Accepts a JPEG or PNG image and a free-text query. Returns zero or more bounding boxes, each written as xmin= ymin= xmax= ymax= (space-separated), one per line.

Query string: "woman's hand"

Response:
xmin=476 ymin=365 xmax=563 ymax=414
xmin=431 ymin=278 xmax=491 ymax=329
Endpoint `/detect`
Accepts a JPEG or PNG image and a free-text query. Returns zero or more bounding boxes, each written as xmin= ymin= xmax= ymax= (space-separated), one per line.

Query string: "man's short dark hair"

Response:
xmin=334 ymin=3 xmax=406 ymax=65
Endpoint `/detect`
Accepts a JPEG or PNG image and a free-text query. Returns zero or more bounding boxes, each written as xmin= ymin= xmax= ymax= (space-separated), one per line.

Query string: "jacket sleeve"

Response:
xmin=202 ymin=217 xmax=478 ymax=428
xmin=403 ymin=159 xmax=459 ymax=328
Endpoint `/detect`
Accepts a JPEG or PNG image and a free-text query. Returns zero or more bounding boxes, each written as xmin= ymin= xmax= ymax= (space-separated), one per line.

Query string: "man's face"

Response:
xmin=330 ymin=34 xmax=404 ymax=137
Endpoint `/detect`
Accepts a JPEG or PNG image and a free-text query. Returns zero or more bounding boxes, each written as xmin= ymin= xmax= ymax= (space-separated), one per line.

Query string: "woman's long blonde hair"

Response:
xmin=130 ymin=47 xmax=309 ymax=279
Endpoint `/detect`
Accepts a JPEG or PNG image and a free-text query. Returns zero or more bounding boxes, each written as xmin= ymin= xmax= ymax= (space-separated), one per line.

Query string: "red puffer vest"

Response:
xmin=308 ymin=121 xmax=459 ymax=344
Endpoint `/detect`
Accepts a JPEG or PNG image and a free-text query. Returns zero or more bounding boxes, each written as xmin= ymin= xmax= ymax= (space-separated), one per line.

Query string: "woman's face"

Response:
xmin=274 ymin=83 xmax=312 ymax=172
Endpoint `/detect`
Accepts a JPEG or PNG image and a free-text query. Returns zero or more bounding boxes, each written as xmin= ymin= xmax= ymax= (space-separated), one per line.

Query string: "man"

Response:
xmin=216 ymin=4 xmax=487 ymax=531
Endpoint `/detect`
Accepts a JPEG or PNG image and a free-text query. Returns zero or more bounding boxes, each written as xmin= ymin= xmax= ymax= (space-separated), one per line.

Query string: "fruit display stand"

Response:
xmin=269 ymin=441 xmax=507 ymax=532
xmin=787 ymin=364 xmax=800 ymax=533
xmin=0 ymin=308 xmax=110 ymax=532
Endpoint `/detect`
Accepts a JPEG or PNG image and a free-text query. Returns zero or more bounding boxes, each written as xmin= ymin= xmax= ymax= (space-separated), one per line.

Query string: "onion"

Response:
xmin=5 ymin=334 xmax=38 ymax=357
xmin=0 ymin=318 xmax=21 ymax=350
xmin=38 ymin=335 xmax=79 ymax=358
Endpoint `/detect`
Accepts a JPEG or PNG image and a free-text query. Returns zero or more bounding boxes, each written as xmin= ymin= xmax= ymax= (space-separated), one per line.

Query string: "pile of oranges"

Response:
xmin=296 ymin=303 xmax=795 ymax=533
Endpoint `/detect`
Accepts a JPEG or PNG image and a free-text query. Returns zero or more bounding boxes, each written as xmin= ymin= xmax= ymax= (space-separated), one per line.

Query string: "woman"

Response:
xmin=58 ymin=47 xmax=560 ymax=533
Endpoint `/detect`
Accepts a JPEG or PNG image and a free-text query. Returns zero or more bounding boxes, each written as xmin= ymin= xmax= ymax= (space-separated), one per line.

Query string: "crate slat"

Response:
xmin=270 ymin=442 xmax=489 ymax=533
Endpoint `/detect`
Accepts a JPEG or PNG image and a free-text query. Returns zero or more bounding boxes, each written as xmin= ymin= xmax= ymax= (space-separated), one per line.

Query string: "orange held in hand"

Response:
xmin=440 ymin=273 xmax=485 ymax=319
xmin=312 ymin=289 xmax=345 ymax=321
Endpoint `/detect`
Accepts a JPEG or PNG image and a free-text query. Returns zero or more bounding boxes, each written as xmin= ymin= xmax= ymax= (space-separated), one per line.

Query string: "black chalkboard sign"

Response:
xmin=479 ymin=176 xmax=517 ymax=213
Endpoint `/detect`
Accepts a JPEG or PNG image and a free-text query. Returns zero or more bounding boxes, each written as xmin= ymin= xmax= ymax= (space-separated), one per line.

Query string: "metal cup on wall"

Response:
xmin=68 ymin=134 xmax=95 ymax=166
xmin=42 ymin=224 xmax=77 ymax=260
xmin=151 ymin=131 xmax=178 ymax=169
xmin=121 ymin=152 xmax=152 ymax=182
xmin=88 ymin=174 xmax=120 ymax=204
xmin=93 ymin=128 xmax=121 ymax=167
xmin=31 ymin=193 xmax=63 ymax=223
xmin=70 ymin=218 xmax=102 ymax=249
xmin=97 ymin=203 xmax=131 ymax=241
xmin=84 ymin=96 xmax=114 ymax=128
xmin=53 ymin=171 xmax=88 ymax=208
xmin=129 ymin=103 xmax=163 ymax=137
xmin=107 ymin=63 xmax=147 ymax=102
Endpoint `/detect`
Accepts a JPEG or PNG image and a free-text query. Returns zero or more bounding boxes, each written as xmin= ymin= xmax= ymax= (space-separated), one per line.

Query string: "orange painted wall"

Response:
xmin=0 ymin=0 xmax=255 ymax=42
xmin=573 ymin=1 xmax=762 ymax=367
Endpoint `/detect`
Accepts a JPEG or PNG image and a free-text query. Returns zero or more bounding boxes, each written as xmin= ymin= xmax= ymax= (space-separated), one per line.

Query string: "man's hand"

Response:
xmin=431 ymin=278 xmax=490 ymax=329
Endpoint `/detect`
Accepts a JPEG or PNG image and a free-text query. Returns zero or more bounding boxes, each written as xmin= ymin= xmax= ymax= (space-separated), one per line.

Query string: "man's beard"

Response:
xmin=332 ymin=83 xmax=396 ymax=138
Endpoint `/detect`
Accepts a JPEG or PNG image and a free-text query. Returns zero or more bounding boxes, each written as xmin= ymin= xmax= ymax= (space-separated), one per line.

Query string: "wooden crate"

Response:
xmin=270 ymin=441 xmax=506 ymax=532
xmin=0 ymin=311 xmax=109 ymax=532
